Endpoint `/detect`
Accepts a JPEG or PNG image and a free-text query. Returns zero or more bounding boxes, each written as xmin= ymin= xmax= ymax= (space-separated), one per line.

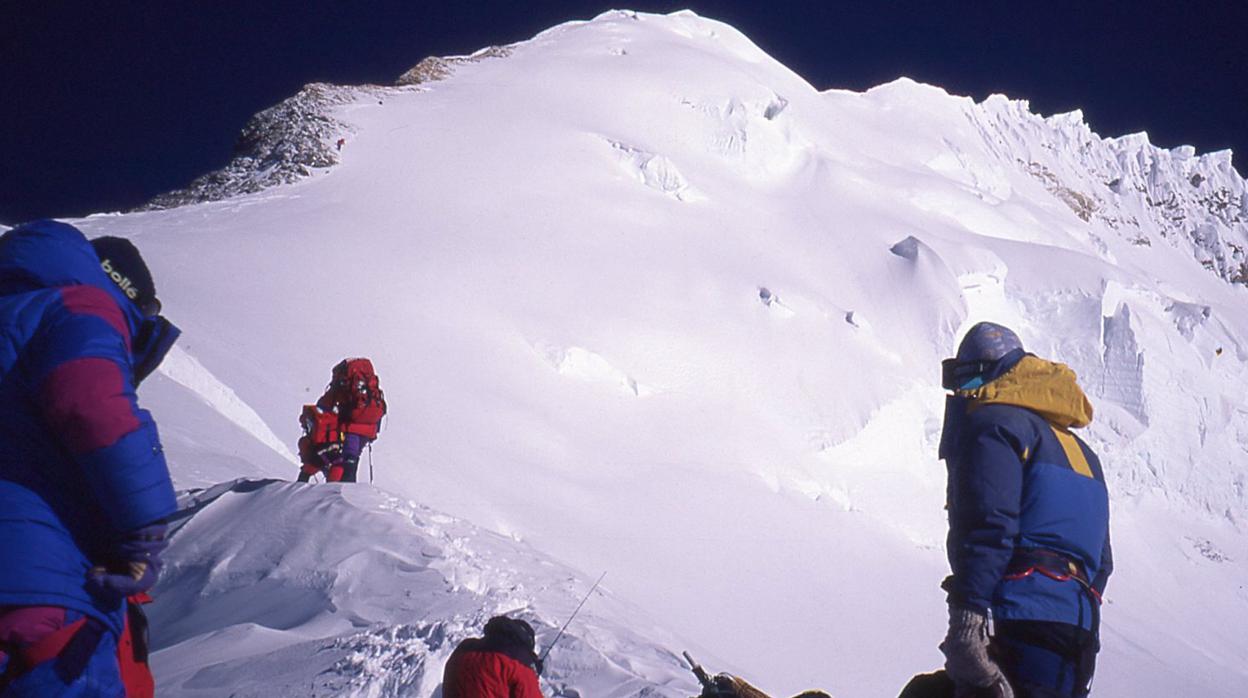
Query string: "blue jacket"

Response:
xmin=0 ymin=220 xmax=177 ymax=636
xmin=939 ymin=353 xmax=1112 ymax=631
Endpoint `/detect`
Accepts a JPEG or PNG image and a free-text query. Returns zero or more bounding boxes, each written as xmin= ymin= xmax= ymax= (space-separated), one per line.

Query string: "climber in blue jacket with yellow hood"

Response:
xmin=0 ymin=220 xmax=179 ymax=696
xmin=936 ymin=322 xmax=1111 ymax=698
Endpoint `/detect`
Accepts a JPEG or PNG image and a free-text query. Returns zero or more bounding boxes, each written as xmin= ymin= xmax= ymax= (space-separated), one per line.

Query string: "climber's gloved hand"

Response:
xmin=940 ymin=604 xmax=1015 ymax=698
xmin=86 ymin=522 xmax=168 ymax=598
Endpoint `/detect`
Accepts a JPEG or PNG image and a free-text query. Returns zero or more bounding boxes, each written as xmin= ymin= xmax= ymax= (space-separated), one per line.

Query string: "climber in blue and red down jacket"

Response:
xmin=0 ymin=220 xmax=180 ymax=696
xmin=442 ymin=616 xmax=544 ymax=698
xmin=935 ymin=322 xmax=1112 ymax=698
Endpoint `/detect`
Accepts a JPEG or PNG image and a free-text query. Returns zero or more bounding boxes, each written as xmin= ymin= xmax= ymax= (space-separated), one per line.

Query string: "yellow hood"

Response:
xmin=957 ymin=355 xmax=1094 ymax=428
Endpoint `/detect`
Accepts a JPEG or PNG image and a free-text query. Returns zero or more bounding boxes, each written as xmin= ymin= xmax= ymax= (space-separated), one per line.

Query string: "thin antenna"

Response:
xmin=538 ymin=570 xmax=607 ymax=663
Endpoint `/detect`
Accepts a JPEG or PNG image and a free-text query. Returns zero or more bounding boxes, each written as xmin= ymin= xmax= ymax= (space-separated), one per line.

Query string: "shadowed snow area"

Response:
xmin=151 ymin=479 xmax=696 ymax=697
xmin=67 ymin=8 xmax=1248 ymax=697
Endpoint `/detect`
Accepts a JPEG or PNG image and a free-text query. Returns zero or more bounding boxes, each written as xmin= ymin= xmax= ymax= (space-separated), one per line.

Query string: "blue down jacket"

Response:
xmin=0 ymin=220 xmax=177 ymax=637
xmin=939 ymin=353 xmax=1112 ymax=631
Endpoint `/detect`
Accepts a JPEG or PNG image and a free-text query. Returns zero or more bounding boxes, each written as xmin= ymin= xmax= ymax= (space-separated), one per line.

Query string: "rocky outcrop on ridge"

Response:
xmin=140 ymin=44 xmax=515 ymax=212
xmin=396 ymin=45 xmax=513 ymax=86
xmin=140 ymin=83 xmax=369 ymax=211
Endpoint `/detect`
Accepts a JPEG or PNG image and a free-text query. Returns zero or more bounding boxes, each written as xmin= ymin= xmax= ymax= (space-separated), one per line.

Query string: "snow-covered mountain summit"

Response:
xmin=141 ymin=10 xmax=1243 ymax=293
xmin=65 ymin=9 xmax=1247 ymax=697
xmin=145 ymin=11 xmax=1248 ymax=290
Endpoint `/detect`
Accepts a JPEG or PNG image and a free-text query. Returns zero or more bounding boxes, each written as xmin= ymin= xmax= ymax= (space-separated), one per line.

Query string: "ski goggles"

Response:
xmin=133 ymin=315 xmax=181 ymax=385
xmin=139 ymin=296 xmax=162 ymax=318
xmin=941 ymin=358 xmax=994 ymax=391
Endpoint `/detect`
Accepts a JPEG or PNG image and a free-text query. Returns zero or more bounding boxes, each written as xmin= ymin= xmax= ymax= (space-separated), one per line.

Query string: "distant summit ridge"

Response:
xmin=397 ymin=45 xmax=514 ymax=86
xmin=973 ymin=94 xmax=1246 ymax=284
xmin=142 ymin=83 xmax=372 ymax=211
xmin=139 ymin=10 xmax=1246 ymax=286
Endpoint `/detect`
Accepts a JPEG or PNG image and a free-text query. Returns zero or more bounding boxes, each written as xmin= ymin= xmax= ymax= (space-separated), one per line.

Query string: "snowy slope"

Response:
xmin=62 ymin=9 xmax=1248 ymax=697
xmin=150 ymin=479 xmax=695 ymax=697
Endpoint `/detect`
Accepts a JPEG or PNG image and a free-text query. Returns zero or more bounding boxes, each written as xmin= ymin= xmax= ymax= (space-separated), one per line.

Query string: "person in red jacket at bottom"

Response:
xmin=442 ymin=616 xmax=544 ymax=698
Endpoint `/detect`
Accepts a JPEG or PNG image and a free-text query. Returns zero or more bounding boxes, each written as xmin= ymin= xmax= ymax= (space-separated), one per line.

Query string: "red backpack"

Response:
xmin=329 ymin=358 xmax=386 ymax=439
xmin=300 ymin=404 xmax=340 ymax=445
xmin=297 ymin=404 xmax=340 ymax=466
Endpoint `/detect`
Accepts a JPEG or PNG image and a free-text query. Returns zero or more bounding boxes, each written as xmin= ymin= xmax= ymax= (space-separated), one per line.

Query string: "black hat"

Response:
xmin=483 ymin=616 xmax=536 ymax=650
xmin=91 ymin=236 xmax=160 ymax=316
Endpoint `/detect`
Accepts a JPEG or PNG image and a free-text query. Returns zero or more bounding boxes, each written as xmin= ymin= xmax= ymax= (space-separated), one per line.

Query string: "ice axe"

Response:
xmin=537 ymin=570 xmax=606 ymax=670
xmin=682 ymin=650 xmax=832 ymax=698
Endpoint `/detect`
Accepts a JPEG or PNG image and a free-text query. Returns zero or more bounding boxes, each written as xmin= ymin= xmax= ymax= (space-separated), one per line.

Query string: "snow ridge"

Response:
xmin=151 ymin=479 xmax=697 ymax=697
xmin=397 ymin=45 xmax=514 ymax=86
xmin=972 ymin=95 xmax=1247 ymax=284
xmin=156 ymin=346 xmax=298 ymax=464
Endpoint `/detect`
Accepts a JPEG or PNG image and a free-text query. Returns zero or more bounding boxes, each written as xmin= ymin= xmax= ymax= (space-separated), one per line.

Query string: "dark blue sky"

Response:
xmin=3 ymin=1 xmax=1245 ymax=224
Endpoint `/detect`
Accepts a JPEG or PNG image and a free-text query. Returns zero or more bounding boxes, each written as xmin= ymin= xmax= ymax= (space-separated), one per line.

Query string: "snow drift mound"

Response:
xmin=150 ymin=479 xmax=698 ymax=697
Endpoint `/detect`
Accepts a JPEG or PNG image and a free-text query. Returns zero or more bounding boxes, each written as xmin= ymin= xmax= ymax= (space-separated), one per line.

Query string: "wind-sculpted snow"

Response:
xmin=608 ymin=139 xmax=700 ymax=201
xmin=150 ymin=479 xmax=697 ymax=697
xmin=971 ymin=96 xmax=1247 ymax=285
xmin=536 ymin=343 xmax=656 ymax=397
xmin=70 ymin=8 xmax=1248 ymax=697
xmin=1099 ymin=303 xmax=1147 ymax=424
xmin=156 ymin=346 xmax=298 ymax=465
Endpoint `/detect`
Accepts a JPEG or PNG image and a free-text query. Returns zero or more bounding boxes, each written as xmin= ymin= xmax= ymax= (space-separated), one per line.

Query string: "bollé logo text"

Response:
xmin=100 ymin=259 xmax=140 ymax=300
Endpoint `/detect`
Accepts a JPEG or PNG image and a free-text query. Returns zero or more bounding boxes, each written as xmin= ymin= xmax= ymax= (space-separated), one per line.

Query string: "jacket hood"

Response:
xmin=0 ymin=220 xmax=144 ymax=334
xmin=957 ymin=354 xmax=1094 ymax=428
